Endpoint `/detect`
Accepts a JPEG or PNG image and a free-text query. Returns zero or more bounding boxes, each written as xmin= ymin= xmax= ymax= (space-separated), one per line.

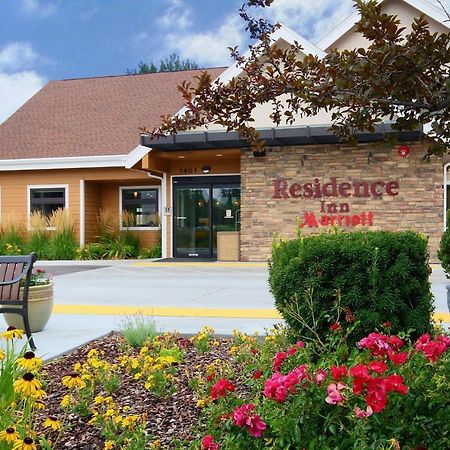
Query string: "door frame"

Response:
xmin=171 ymin=175 xmax=240 ymax=259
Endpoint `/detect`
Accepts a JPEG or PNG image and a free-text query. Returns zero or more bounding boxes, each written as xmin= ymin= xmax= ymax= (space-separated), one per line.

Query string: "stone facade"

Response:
xmin=240 ymin=142 xmax=443 ymax=262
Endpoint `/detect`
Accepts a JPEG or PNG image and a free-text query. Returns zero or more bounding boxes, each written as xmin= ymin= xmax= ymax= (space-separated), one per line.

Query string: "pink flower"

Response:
xmin=210 ymin=378 xmax=235 ymax=400
xmin=296 ymin=340 xmax=305 ymax=348
xmin=315 ymin=369 xmax=327 ymax=385
xmin=355 ymin=405 xmax=373 ymax=419
xmin=273 ymin=351 xmax=288 ymax=372
xmin=231 ymin=404 xmax=266 ymax=438
xmin=358 ymin=333 xmax=392 ymax=357
xmin=263 ymin=365 xmax=308 ymax=403
xmin=415 ymin=334 xmax=450 ymax=363
xmin=287 ymin=346 xmax=297 ymax=356
xmin=202 ymin=435 xmax=220 ymax=450
xmin=325 ymin=382 xmax=346 ymax=405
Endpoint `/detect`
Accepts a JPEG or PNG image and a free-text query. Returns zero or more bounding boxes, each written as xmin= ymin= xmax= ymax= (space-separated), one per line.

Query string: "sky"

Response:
xmin=0 ymin=0 xmax=448 ymax=123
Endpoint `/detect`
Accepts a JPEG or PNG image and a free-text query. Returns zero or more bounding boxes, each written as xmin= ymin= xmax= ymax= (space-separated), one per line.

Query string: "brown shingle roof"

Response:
xmin=0 ymin=68 xmax=225 ymax=160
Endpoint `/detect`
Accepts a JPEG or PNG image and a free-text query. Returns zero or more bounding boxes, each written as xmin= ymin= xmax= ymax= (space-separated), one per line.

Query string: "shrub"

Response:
xmin=438 ymin=210 xmax=450 ymax=277
xmin=77 ymin=242 xmax=107 ymax=260
xmin=269 ymin=230 xmax=433 ymax=344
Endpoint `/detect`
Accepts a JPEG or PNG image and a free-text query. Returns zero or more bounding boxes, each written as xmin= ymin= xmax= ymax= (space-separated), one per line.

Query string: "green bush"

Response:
xmin=438 ymin=210 xmax=450 ymax=277
xmin=120 ymin=314 xmax=158 ymax=347
xmin=48 ymin=231 xmax=78 ymax=260
xmin=269 ymin=230 xmax=433 ymax=344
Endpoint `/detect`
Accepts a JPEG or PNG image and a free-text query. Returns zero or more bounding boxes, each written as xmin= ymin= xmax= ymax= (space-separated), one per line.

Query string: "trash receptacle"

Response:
xmin=217 ymin=231 xmax=240 ymax=261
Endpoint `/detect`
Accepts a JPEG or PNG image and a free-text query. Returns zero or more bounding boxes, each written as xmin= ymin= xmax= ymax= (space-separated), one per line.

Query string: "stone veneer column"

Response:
xmin=240 ymin=143 xmax=443 ymax=262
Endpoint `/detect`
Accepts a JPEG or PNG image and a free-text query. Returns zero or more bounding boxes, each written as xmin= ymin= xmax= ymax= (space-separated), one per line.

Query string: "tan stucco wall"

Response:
xmin=240 ymin=142 xmax=443 ymax=262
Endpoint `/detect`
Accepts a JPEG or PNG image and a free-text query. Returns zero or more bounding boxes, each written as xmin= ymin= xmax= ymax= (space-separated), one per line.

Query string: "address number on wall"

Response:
xmin=179 ymin=167 xmax=198 ymax=174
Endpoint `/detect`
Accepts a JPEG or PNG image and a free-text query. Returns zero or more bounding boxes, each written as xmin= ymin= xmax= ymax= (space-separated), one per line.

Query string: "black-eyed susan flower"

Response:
xmin=1 ymin=326 xmax=24 ymax=340
xmin=60 ymin=394 xmax=71 ymax=408
xmin=104 ymin=441 xmax=114 ymax=450
xmin=0 ymin=348 xmax=5 ymax=361
xmin=43 ymin=417 xmax=61 ymax=431
xmin=0 ymin=427 xmax=19 ymax=444
xmin=17 ymin=351 xmax=43 ymax=371
xmin=13 ymin=372 xmax=43 ymax=397
xmin=12 ymin=436 xmax=37 ymax=450
xmin=62 ymin=373 xmax=86 ymax=389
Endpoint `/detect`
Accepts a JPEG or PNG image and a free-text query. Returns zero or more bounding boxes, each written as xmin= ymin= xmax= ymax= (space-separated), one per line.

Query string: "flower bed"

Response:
xmin=0 ymin=323 xmax=449 ymax=449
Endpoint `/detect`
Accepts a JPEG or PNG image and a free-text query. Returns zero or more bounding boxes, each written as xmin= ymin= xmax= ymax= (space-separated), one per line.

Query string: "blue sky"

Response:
xmin=0 ymin=0 xmax=448 ymax=123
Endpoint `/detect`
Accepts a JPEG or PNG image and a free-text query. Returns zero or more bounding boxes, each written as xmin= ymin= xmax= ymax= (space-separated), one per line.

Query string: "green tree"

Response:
xmin=126 ymin=53 xmax=199 ymax=75
xmin=150 ymin=0 xmax=450 ymax=157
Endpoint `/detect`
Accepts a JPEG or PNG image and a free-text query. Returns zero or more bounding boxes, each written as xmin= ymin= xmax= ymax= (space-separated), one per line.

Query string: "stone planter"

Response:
xmin=4 ymin=282 xmax=54 ymax=332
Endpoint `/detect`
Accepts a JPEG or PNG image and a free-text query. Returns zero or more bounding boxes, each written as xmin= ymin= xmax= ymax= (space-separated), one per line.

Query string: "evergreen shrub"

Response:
xmin=269 ymin=230 xmax=433 ymax=344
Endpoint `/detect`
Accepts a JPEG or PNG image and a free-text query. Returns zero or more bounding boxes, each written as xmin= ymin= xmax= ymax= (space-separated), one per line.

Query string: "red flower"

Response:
xmin=388 ymin=335 xmax=405 ymax=351
xmin=330 ymin=322 xmax=341 ymax=331
xmin=250 ymin=348 xmax=258 ymax=355
xmin=388 ymin=351 xmax=409 ymax=365
xmin=253 ymin=370 xmax=262 ymax=380
xmin=414 ymin=333 xmax=450 ymax=363
xmin=330 ymin=365 xmax=347 ymax=382
xmin=273 ymin=351 xmax=288 ymax=372
xmin=231 ymin=403 xmax=266 ymax=438
xmin=384 ymin=374 xmax=408 ymax=395
xmin=263 ymin=365 xmax=308 ymax=402
xmin=287 ymin=346 xmax=297 ymax=356
xmin=202 ymin=434 xmax=220 ymax=450
xmin=210 ymin=378 xmax=235 ymax=400
xmin=383 ymin=321 xmax=391 ymax=328
xmin=368 ymin=361 xmax=387 ymax=374
xmin=358 ymin=333 xmax=392 ymax=357
xmin=207 ymin=372 xmax=216 ymax=382
xmin=296 ymin=340 xmax=305 ymax=348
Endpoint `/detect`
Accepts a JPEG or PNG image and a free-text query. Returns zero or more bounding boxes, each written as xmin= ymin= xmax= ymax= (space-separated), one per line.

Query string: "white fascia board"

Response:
xmin=125 ymin=145 xmax=152 ymax=169
xmin=317 ymin=0 xmax=450 ymax=51
xmin=0 ymin=154 xmax=128 ymax=172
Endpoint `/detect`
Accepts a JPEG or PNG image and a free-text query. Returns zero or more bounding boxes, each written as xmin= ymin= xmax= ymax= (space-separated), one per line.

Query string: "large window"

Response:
xmin=28 ymin=186 xmax=67 ymax=217
xmin=120 ymin=187 xmax=159 ymax=228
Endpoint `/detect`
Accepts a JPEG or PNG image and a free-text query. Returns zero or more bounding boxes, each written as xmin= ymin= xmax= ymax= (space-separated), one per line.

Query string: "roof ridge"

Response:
xmin=59 ymin=67 xmax=228 ymax=82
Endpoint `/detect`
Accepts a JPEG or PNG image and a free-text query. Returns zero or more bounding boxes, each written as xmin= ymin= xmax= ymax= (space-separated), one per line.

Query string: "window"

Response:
xmin=121 ymin=187 xmax=159 ymax=228
xmin=29 ymin=186 xmax=67 ymax=217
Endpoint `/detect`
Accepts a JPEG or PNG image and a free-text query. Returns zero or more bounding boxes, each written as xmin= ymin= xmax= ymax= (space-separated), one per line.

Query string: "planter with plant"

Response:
xmin=4 ymin=268 xmax=54 ymax=332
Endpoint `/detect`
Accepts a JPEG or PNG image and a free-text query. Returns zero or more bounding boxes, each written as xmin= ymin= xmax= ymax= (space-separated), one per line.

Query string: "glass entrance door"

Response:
xmin=173 ymin=176 xmax=240 ymax=258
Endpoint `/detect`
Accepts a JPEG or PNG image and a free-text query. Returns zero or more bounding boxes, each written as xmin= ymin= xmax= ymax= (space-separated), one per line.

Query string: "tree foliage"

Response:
xmin=127 ymin=53 xmax=199 ymax=75
xmin=150 ymin=0 xmax=450 ymax=157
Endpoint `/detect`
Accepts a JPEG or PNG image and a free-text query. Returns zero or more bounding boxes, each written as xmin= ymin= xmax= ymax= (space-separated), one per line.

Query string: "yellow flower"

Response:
xmin=122 ymin=415 xmax=140 ymax=428
xmin=73 ymin=362 xmax=82 ymax=371
xmin=212 ymin=340 xmax=220 ymax=347
xmin=134 ymin=372 xmax=142 ymax=380
xmin=16 ymin=351 xmax=43 ymax=371
xmin=0 ymin=427 xmax=19 ymax=444
xmin=43 ymin=417 xmax=61 ymax=431
xmin=229 ymin=346 xmax=238 ymax=354
xmin=60 ymin=395 xmax=71 ymax=408
xmin=94 ymin=395 xmax=105 ymax=404
xmin=105 ymin=408 xmax=115 ymax=417
xmin=12 ymin=437 xmax=37 ymax=450
xmin=151 ymin=439 xmax=161 ymax=448
xmin=14 ymin=373 xmax=43 ymax=397
xmin=1 ymin=326 xmax=24 ymax=340
xmin=87 ymin=348 xmax=99 ymax=358
xmin=35 ymin=399 xmax=45 ymax=410
xmin=122 ymin=405 xmax=131 ymax=412
xmin=62 ymin=373 xmax=86 ymax=389
xmin=0 ymin=349 xmax=5 ymax=361
xmin=104 ymin=440 xmax=115 ymax=450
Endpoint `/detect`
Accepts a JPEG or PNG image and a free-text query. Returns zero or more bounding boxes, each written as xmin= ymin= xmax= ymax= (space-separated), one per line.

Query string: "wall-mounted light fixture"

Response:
xmin=252 ymin=150 xmax=266 ymax=157
xmin=202 ymin=166 xmax=211 ymax=174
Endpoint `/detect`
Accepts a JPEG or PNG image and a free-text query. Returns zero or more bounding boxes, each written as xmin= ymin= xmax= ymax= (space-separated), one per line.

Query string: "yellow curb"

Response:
xmin=51 ymin=305 xmax=450 ymax=322
xmin=132 ymin=262 xmax=267 ymax=268
xmin=53 ymin=304 xmax=282 ymax=319
xmin=433 ymin=312 xmax=450 ymax=322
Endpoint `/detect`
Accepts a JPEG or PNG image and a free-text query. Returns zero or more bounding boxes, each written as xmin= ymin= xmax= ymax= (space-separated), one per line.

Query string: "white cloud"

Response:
xmin=0 ymin=71 xmax=45 ymax=123
xmin=266 ymin=0 xmax=354 ymax=42
xmin=165 ymin=14 xmax=246 ymax=66
xmin=0 ymin=42 xmax=45 ymax=123
xmin=158 ymin=0 xmax=192 ymax=30
xmin=0 ymin=42 xmax=39 ymax=72
xmin=21 ymin=0 xmax=56 ymax=17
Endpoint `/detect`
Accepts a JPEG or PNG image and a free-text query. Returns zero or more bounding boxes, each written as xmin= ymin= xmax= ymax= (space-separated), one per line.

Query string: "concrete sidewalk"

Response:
xmin=1 ymin=260 xmax=449 ymax=361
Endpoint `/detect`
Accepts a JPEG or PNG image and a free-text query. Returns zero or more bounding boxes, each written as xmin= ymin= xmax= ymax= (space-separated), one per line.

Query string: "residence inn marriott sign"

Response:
xmin=273 ymin=177 xmax=399 ymax=228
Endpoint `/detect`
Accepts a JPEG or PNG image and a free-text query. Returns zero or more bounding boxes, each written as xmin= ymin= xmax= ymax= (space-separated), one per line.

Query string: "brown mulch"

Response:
xmin=38 ymin=333 xmax=236 ymax=450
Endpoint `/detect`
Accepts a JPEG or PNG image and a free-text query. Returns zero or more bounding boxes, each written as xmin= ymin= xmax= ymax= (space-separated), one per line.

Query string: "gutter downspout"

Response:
xmin=444 ymin=162 xmax=450 ymax=230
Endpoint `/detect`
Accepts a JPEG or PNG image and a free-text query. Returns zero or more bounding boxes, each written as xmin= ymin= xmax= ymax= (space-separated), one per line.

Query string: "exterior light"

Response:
xmin=398 ymin=145 xmax=410 ymax=157
xmin=202 ymin=166 xmax=211 ymax=173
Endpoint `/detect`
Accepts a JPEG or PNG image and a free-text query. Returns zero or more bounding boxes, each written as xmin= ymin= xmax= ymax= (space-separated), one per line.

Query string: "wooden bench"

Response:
xmin=0 ymin=253 xmax=37 ymax=350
